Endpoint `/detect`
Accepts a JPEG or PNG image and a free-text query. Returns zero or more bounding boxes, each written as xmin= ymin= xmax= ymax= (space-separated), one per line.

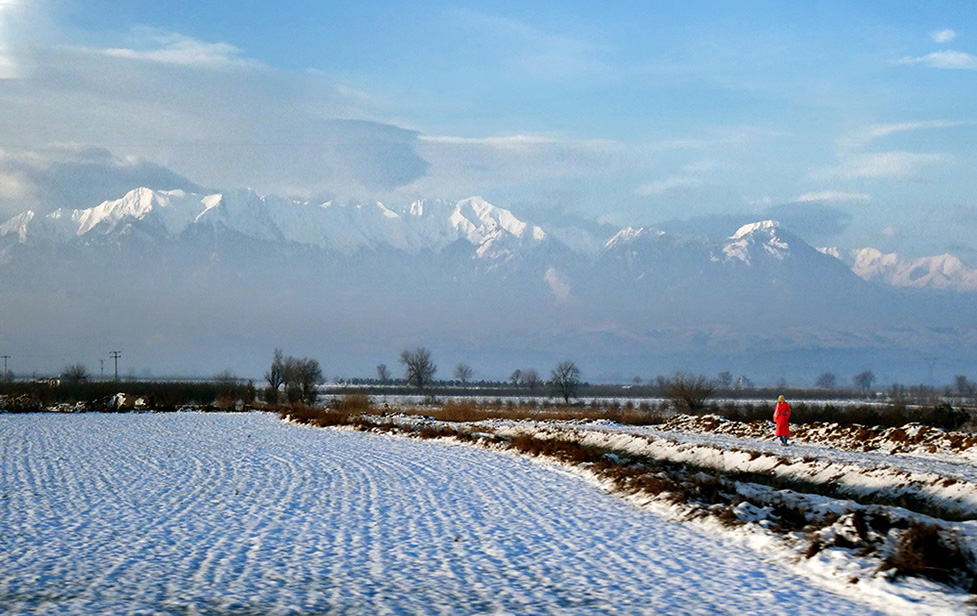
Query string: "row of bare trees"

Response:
xmin=378 ymin=347 xmax=582 ymax=403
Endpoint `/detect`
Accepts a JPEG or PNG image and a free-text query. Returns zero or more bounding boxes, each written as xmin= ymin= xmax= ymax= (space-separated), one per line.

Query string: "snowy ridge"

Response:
xmin=0 ymin=210 xmax=33 ymax=243
xmin=603 ymin=226 xmax=666 ymax=249
xmin=1 ymin=188 xmax=551 ymax=258
xmin=822 ymin=247 xmax=977 ymax=292
xmin=4 ymin=185 xmax=977 ymax=295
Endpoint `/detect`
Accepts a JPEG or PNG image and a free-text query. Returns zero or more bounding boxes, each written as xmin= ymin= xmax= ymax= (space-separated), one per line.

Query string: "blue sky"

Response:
xmin=2 ymin=0 xmax=977 ymax=258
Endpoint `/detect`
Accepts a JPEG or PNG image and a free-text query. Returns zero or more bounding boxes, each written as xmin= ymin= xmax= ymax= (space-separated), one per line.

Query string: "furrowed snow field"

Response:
xmin=0 ymin=413 xmax=895 ymax=616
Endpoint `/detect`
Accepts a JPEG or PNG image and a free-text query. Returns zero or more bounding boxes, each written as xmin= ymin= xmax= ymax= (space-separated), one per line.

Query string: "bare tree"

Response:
xmin=282 ymin=356 xmax=300 ymax=401
xmin=550 ymin=361 xmax=581 ymax=404
xmin=815 ymin=372 xmax=837 ymax=389
xmin=522 ymin=368 xmax=540 ymax=390
xmin=400 ymin=347 xmax=437 ymax=391
xmin=854 ymin=370 xmax=876 ymax=393
xmin=454 ymin=363 xmax=473 ymax=385
xmin=62 ymin=363 xmax=89 ymax=384
xmin=954 ymin=375 xmax=973 ymax=398
xmin=664 ymin=373 xmax=715 ymax=413
xmin=717 ymin=371 xmax=733 ymax=388
xmin=285 ymin=357 xmax=323 ymax=405
xmin=264 ymin=348 xmax=286 ymax=403
xmin=509 ymin=369 xmax=522 ymax=387
xmin=376 ymin=363 xmax=391 ymax=384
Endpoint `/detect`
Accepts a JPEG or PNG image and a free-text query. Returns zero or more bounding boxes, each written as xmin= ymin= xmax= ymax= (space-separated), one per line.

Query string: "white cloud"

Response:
xmin=0 ymin=145 xmax=203 ymax=219
xmin=837 ymin=151 xmax=952 ymax=181
xmin=0 ymin=170 xmax=29 ymax=200
xmin=898 ymin=50 xmax=977 ymax=70
xmin=102 ymin=29 xmax=262 ymax=68
xmin=0 ymin=51 xmax=14 ymax=78
xmin=0 ymin=0 xmax=26 ymax=78
xmin=633 ymin=158 xmax=731 ymax=198
xmin=0 ymin=39 xmax=429 ymax=201
xmin=409 ymin=133 xmax=635 ymax=199
xmin=791 ymin=190 xmax=870 ymax=203
xmin=931 ymin=29 xmax=957 ymax=44
xmin=420 ymin=134 xmax=616 ymax=150
xmin=635 ymin=176 xmax=700 ymax=197
xmin=841 ymin=120 xmax=971 ymax=148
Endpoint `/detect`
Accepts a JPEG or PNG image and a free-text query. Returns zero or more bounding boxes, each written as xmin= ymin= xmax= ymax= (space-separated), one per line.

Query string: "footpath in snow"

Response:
xmin=0 ymin=412 xmax=901 ymax=615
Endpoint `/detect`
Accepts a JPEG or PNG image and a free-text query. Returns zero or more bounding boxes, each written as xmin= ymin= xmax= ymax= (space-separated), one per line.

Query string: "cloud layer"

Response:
xmin=0 ymin=33 xmax=430 ymax=203
xmin=899 ymin=50 xmax=977 ymax=69
xmin=0 ymin=146 xmax=202 ymax=219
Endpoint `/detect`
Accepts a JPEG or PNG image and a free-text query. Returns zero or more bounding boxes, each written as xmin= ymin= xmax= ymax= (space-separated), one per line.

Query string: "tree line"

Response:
xmin=260 ymin=347 xmax=585 ymax=406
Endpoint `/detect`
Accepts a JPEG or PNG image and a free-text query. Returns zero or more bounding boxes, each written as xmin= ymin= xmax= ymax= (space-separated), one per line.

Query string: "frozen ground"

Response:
xmin=0 ymin=412 xmax=900 ymax=615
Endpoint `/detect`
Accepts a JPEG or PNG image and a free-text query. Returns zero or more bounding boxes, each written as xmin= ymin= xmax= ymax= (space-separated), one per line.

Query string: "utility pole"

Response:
xmin=1 ymin=355 xmax=9 ymax=381
xmin=110 ymin=351 xmax=121 ymax=381
xmin=99 ymin=359 xmax=105 ymax=381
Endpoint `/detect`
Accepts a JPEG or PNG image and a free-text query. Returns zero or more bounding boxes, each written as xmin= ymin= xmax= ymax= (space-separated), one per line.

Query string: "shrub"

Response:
xmin=330 ymin=393 xmax=373 ymax=414
xmin=882 ymin=521 xmax=976 ymax=589
xmin=664 ymin=373 xmax=715 ymax=413
xmin=921 ymin=403 xmax=970 ymax=432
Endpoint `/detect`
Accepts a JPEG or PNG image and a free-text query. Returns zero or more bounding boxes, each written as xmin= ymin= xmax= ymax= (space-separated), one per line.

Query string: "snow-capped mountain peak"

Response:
xmin=724 ymin=220 xmax=791 ymax=264
xmin=602 ymin=226 xmax=674 ymax=250
xmin=605 ymin=226 xmax=646 ymax=249
xmin=0 ymin=210 xmax=35 ymax=243
xmin=447 ymin=196 xmax=546 ymax=256
xmin=731 ymin=220 xmax=779 ymax=240
xmin=68 ymin=187 xmax=211 ymax=238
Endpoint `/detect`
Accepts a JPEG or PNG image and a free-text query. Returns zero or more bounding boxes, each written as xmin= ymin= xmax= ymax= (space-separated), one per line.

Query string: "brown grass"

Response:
xmin=400 ymin=401 xmax=669 ymax=425
xmin=882 ymin=521 xmax=975 ymax=589
xmin=330 ymin=393 xmax=374 ymax=414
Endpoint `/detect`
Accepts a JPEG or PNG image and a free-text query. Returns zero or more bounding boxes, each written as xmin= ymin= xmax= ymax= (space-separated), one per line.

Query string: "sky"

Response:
xmin=1 ymin=0 xmax=976 ymax=259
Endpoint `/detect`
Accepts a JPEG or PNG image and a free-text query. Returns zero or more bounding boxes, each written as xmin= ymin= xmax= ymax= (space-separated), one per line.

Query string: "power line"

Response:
xmin=109 ymin=351 xmax=121 ymax=381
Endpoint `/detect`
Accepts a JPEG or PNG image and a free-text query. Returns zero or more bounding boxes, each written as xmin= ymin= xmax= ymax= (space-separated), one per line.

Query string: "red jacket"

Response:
xmin=774 ymin=401 xmax=791 ymax=436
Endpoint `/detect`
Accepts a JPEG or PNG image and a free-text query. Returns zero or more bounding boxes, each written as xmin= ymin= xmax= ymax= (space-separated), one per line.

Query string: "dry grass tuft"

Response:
xmin=331 ymin=393 xmax=374 ymax=414
xmin=882 ymin=522 xmax=975 ymax=589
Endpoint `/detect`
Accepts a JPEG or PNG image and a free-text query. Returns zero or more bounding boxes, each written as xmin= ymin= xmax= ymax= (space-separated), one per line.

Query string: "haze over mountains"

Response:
xmin=2 ymin=187 xmax=976 ymax=384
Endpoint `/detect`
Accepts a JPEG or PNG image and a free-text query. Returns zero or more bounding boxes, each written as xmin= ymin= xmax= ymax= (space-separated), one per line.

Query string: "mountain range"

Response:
xmin=2 ymin=188 xmax=976 ymax=384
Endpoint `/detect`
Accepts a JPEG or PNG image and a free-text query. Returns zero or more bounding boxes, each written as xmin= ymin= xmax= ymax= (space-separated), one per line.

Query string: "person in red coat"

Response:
xmin=774 ymin=395 xmax=791 ymax=445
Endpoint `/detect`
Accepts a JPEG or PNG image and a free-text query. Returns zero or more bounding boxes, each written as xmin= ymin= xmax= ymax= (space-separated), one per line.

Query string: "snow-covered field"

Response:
xmin=0 ymin=412 xmax=908 ymax=615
